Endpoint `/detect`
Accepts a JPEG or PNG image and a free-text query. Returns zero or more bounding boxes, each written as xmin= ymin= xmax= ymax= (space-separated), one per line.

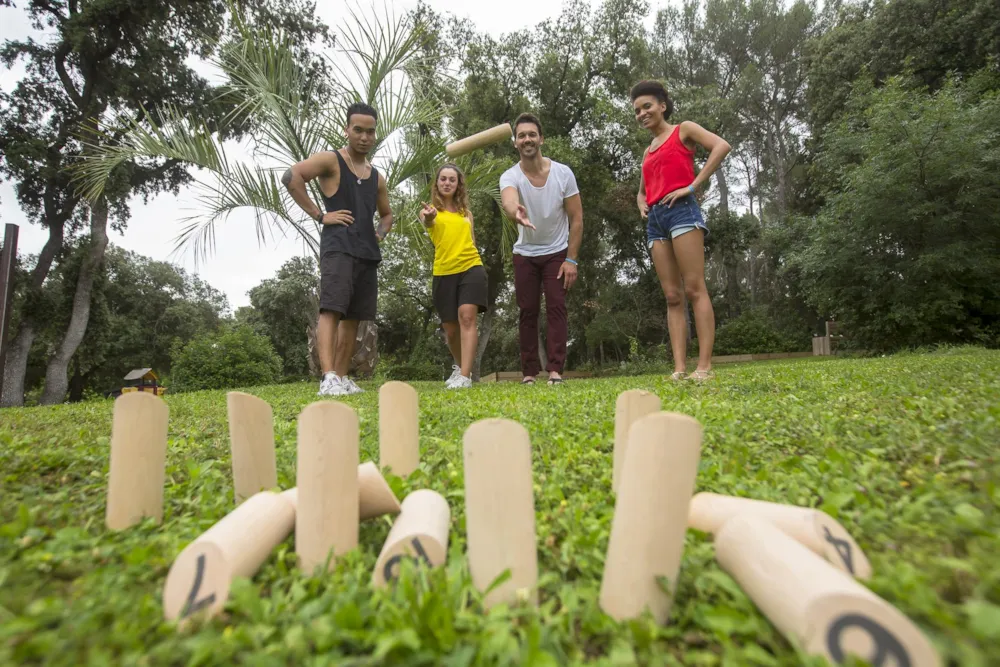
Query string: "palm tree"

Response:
xmin=73 ymin=1 xmax=515 ymax=378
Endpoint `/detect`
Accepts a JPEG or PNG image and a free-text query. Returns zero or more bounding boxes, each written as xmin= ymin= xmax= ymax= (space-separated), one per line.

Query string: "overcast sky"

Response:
xmin=1 ymin=0 xmax=666 ymax=310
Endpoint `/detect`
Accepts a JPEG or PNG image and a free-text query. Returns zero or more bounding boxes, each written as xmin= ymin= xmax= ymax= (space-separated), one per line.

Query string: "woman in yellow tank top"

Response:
xmin=420 ymin=163 xmax=488 ymax=389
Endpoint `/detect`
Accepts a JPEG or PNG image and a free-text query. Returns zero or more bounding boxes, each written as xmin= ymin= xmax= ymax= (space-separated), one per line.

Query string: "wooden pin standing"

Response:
xmin=280 ymin=462 xmax=401 ymax=521
xmin=295 ymin=401 xmax=359 ymax=574
xmin=379 ymin=381 xmax=419 ymax=478
xmin=445 ymin=123 xmax=513 ymax=158
xmin=227 ymin=391 xmax=277 ymax=504
xmin=105 ymin=391 xmax=169 ymax=530
xmin=600 ymin=411 xmax=702 ymax=624
xmin=715 ymin=514 xmax=941 ymax=667
xmin=689 ymin=492 xmax=872 ymax=580
xmin=162 ymin=490 xmax=295 ymax=624
xmin=612 ymin=389 xmax=661 ymax=493
xmin=372 ymin=489 xmax=450 ymax=587
xmin=463 ymin=418 xmax=539 ymax=609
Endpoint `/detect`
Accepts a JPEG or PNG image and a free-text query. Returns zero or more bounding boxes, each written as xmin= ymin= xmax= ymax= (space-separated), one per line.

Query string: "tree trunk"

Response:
xmin=472 ymin=309 xmax=494 ymax=382
xmin=1 ymin=220 xmax=67 ymax=407
xmin=715 ymin=169 xmax=741 ymax=319
xmin=306 ymin=322 xmax=320 ymax=378
xmin=473 ymin=201 xmax=507 ymax=380
xmin=306 ymin=288 xmax=320 ymax=378
xmin=1 ymin=324 xmax=37 ymax=407
xmin=40 ymin=198 xmax=110 ymax=405
xmin=68 ymin=362 xmax=86 ymax=402
xmin=349 ymin=320 xmax=378 ymax=379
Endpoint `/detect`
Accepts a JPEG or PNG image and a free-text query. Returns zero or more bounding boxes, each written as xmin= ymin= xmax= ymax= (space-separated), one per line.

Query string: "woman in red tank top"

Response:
xmin=631 ymin=80 xmax=731 ymax=382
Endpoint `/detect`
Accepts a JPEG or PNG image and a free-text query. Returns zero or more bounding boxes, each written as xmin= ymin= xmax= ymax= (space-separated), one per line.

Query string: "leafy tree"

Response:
xmin=790 ymin=74 xmax=1000 ymax=351
xmin=18 ymin=244 xmax=227 ymax=402
xmin=0 ymin=0 xmax=328 ymax=406
xmin=243 ymin=256 xmax=319 ymax=377
xmin=806 ymin=0 xmax=1000 ymax=132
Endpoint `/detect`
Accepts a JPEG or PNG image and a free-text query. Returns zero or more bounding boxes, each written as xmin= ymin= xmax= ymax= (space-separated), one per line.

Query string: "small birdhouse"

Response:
xmin=121 ymin=368 xmax=166 ymax=396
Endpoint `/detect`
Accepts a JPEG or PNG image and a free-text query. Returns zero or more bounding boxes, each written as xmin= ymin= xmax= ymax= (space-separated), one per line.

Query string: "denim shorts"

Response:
xmin=646 ymin=194 xmax=709 ymax=249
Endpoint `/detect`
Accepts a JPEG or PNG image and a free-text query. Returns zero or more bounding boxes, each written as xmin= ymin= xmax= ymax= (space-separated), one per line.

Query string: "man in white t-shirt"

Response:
xmin=499 ymin=112 xmax=584 ymax=385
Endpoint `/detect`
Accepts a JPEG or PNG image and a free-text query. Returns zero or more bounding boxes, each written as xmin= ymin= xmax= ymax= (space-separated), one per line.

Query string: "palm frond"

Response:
xmin=72 ymin=0 xmax=444 ymax=267
xmin=173 ymin=163 xmax=321 ymax=267
xmin=72 ymin=103 xmax=230 ymax=202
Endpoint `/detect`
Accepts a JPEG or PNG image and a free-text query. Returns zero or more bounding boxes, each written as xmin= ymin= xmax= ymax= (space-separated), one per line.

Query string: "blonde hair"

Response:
xmin=431 ymin=163 xmax=470 ymax=216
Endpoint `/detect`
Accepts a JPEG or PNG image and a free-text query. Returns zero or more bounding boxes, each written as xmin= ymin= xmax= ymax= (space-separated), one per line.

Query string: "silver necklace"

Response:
xmin=345 ymin=150 xmax=368 ymax=185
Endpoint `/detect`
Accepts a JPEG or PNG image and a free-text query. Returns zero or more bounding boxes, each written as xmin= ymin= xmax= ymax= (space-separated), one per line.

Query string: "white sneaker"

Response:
xmin=446 ymin=364 xmax=461 ymax=386
xmin=447 ymin=374 xmax=472 ymax=389
xmin=340 ymin=376 xmax=364 ymax=394
xmin=318 ymin=373 xmax=347 ymax=396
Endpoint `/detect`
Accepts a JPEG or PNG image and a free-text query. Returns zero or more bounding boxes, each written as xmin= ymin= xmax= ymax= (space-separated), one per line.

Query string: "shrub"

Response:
xmin=169 ymin=325 xmax=283 ymax=392
xmin=713 ymin=309 xmax=806 ymax=356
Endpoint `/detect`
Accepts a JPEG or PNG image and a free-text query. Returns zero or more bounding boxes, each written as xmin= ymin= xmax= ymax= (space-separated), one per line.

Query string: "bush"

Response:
xmin=381 ymin=361 xmax=444 ymax=382
xmin=713 ymin=309 xmax=806 ymax=356
xmin=169 ymin=325 xmax=283 ymax=392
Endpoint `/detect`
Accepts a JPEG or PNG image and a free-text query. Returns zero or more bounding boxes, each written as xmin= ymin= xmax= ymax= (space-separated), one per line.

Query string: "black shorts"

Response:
xmin=432 ymin=265 xmax=488 ymax=322
xmin=320 ymin=251 xmax=378 ymax=320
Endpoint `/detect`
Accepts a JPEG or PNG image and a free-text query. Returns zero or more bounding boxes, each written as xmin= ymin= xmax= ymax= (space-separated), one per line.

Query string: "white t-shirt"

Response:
xmin=499 ymin=159 xmax=579 ymax=257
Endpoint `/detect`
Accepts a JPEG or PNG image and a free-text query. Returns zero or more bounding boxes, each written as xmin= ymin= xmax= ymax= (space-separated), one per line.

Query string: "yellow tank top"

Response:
xmin=427 ymin=208 xmax=483 ymax=276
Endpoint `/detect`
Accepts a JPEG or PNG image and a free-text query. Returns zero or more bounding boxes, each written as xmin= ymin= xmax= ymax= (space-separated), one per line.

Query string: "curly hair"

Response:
xmin=431 ymin=163 xmax=470 ymax=216
xmin=629 ymin=80 xmax=674 ymax=119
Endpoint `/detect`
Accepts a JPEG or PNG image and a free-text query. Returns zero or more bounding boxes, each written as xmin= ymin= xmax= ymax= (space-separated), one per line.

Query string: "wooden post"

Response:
xmin=613 ymin=389 xmax=661 ymax=493
xmin=105 ymin=391 xmax=169 ymax=530
xmin=162 ymin=490 xmax=295 ymax=624
xmin=372 ymin=489 xmax=450 ymax=587
xmin=463 ymin=418 xmax=538 ymax=609
xmin=227 ymin=392 xmax=277 ymax=504
xmin=0 ymin=223 xmax=20 ymax=393
xmin=716 ymin=514 xmax=941 ymax=667
xmin=295 ymin=401 xmax=359 ymax=574
xmin=689 ymin=492 xmax=872 ymax=580
xmin=379 ymin=381 xmax=419 ymax=478
xmin=600 ymin=412 xmax=702 ymax=624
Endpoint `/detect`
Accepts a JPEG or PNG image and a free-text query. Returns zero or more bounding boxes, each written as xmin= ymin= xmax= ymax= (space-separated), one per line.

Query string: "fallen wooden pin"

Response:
xmin=463 ymin=418 xmax=539 ymax=609
xmin=600 ymin=411 xmax=702 ymax=624
xmin=612 ymin=389 xmax=661 ymax=494
xmin=295 ymin=401 xmax=360 ymax=574
xmin=227 ymin=391 xmax=277 ymax=505
xmin=162 ymin=490 xmax=295 ymax=624
xmin=715 ymin=514 xmax=940 ymax=666
xmin=379 ymin=380 xmax=419 ymax=478
xmin=689 ymin=491 xmax=872 ymax=580
xmin=372 ymin=489 xmax=450 ymax=587
xmin=105 ymin=391 xmax=169 ymax=531
xmin=280 ymin=461 xmax=402 ymax=521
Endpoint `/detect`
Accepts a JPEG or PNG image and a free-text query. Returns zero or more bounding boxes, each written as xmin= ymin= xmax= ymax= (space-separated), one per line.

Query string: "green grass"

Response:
xmin=1 ymin=347 xmax=999 ymax=666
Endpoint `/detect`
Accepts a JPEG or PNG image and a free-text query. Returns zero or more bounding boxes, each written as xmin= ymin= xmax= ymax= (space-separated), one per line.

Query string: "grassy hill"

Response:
xmin=1 ymin=348 xmax=998 ymax=665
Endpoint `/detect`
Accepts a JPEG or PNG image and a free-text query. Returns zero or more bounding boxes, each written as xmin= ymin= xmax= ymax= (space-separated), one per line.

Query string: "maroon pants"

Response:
xmin=513 ymin=249 xmax=567 ymax=376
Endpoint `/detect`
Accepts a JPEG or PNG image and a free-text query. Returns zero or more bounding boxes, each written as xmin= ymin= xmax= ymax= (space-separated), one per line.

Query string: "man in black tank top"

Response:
xmin=281 ymin=102 xmax=394 ymax=397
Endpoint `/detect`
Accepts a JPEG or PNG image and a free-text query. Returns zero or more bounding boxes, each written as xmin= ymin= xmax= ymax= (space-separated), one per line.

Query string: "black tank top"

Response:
xmin=319 ymin=151 xmax=381 ymax=262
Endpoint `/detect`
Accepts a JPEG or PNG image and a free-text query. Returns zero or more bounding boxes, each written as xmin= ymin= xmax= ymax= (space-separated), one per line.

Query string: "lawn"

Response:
xmin=1 ymin=347 xmax=998 ymax=666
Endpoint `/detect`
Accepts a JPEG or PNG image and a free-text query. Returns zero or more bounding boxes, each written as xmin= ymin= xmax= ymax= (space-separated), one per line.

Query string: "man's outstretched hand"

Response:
xmin=514 ymin=204 xmax=536 ymax=230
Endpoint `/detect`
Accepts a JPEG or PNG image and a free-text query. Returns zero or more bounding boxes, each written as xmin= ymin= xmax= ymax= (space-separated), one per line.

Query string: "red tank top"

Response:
xmin=642 ymin=125 xmax=695 ymax=206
